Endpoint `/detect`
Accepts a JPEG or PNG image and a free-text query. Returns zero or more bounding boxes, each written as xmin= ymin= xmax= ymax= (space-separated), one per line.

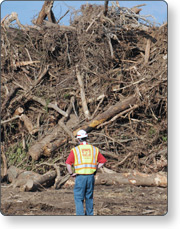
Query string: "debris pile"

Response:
xmin=1 ymin=2 xmax=167 ymax=189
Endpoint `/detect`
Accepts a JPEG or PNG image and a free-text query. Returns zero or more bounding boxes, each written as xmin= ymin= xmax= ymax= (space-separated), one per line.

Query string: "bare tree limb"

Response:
xmin=1 ymin=12 xmax=25 ymax=30
xmin=144 ymin=39 xmax=151 ymax=64
xmin=76 ymin=66 xmax=91 ymax=119
xmin=57 ymin=10 xmax=70 ymax=24
xmin=36 ymin=1 xmax=55 ymax=25
xmin=1 ymin=115 xmax=20 ymax=125
xmin=30 ymin=95 xmax=68 ymax=118
xmin=104 ymin=1 xmax=109 ymax=16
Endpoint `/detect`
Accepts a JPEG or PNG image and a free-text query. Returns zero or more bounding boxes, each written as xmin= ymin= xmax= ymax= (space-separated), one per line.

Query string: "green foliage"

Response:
xmin=44 ymin=98 xmax=50 ymax=112
xmin=64 ymin=93 xmax=70 ymax=99
xmin=6 ymin=142 xmax=27 ymax=168
xmin=149 ymin=127 xmax=156 ymax=137
xmin=162 ymin=135 xmax=167 ymax=142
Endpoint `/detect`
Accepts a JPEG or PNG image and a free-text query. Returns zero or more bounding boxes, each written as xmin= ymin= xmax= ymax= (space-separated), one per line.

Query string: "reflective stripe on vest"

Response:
xmin=72 ymin=145 xmax=98 ymax=174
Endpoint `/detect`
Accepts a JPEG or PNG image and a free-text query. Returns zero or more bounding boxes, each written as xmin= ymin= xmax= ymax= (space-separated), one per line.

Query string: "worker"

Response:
xmin=66 ymin=129 xmax=107 ymax=215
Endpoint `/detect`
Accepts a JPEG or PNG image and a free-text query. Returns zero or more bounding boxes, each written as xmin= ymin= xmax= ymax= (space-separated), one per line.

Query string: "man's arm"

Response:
xmin=95 ymin=151 xmax=107 ymax=174
xmin=66 ymin=163 xmax=77 ymax=177
xmin=66 ymin=150 xmax=77 ymax=177
xmin=97 ymin=163 xmax=105 ymax=169
xmin=66 ymin=163 xmax=73 ymax=174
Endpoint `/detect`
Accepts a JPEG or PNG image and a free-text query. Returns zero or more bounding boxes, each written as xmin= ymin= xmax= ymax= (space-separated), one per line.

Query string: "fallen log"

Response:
xmin=29 ymin=95 xmax=138 ymax=161
xmin=85 ymin=95 xmax=137 ymax=132
xmin=20 ymin=114 xmax=38 ymax=135
xmin=28 ymin=97 xmax=75 ymax=160
xmin=28 ymin=125 xmax=64 ymax=160
xmin=7 ymin=166 xmax=56 ymax=191
xmin=6 ymin=165 xmax=167 ymax=191
xmin=6 ymin=166 xmax=71 ymax=191
xmin=64 ymin=171 xmax=167 ymax=188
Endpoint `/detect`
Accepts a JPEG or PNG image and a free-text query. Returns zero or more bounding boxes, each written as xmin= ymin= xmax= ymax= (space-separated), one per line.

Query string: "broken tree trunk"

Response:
xmin=28 ymin=97 xmax=75 ymax=160
xmin=36 ymin=1 xmax=55 ymax=26
xmin=20 ymin=114 xmax=38 ymax=135
xmin=13 ymin=107 xmax=24 ymax=116
xmin=85 ymin=95 xmax=137 ymax=132
xmin=28 ymin=125 xmax=64 ymax=160
xmin=64 ymin=171 xmax=167 ymax=188
xmin=23 ymin=170 xmax=57 ymax=191
xmin=95 ymin=171 xmax=167 ymax=187
xmin=7 ymin=166 xmax=57 ymax=191
xmin=1 ymin=12 xmax=24 ymax=30
xmin=104 ymin=1 xmax=109 ymax=16
xmin=7 ymin=166 xmax=71 ymax=191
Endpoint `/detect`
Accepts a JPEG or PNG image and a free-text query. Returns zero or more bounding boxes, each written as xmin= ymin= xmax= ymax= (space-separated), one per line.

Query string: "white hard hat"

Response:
xmin=76 ymin=130 xmax=88 ymax=139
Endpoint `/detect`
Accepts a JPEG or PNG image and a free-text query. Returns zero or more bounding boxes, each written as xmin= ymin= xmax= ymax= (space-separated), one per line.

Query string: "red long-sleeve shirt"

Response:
xmin=66 ymin=143 xmax=107 ymax=165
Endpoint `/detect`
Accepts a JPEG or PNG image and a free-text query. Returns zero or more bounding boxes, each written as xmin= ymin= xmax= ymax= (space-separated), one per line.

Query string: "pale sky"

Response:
xmin=1 ymin=1 xmax=167 ymax=26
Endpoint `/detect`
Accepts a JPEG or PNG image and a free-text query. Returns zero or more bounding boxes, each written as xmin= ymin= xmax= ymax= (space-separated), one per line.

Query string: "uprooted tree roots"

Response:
xmin=1 ymin=2 xmax=167 ymax=190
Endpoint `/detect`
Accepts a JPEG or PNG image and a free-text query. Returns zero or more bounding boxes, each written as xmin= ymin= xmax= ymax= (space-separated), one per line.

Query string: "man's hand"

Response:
xmin=71 ymin=173 xmax=77 ymax=178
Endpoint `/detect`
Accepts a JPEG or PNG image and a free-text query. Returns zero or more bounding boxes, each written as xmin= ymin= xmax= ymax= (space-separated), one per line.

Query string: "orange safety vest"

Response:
xmin=72 ymin=144 xmax=98 ymax=174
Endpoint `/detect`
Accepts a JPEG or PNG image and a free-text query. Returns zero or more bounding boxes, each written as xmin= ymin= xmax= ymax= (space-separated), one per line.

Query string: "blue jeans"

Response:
xmin=74 ymin=174 xmax=95 ymax=215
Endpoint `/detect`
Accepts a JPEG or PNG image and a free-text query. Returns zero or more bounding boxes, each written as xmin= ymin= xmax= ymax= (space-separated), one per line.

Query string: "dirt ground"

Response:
xmin=1 ymin=183 xmax=167 ymax=216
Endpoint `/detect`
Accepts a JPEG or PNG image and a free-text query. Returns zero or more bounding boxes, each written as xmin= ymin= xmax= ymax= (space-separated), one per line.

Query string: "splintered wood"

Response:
xmin=1 ymin=2 xmax=167 ymax=190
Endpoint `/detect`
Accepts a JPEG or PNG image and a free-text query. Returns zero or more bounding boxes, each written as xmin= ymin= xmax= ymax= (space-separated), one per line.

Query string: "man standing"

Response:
xmin=66 ymin=129 xmax=107 ymax=215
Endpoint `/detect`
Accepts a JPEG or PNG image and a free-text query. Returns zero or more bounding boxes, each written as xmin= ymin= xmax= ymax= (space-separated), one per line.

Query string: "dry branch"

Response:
xmin=41 ymin=20 xmax=76 ymax=31
xmin=2 ymin=86 xmax=19 ymax=111
xmin=30 ymin=95 xmax=68 ymax=117
xmin=85 ymin=95 xmax=137 ymax=132
xmin=97 ymin=104 xmax=139 ymax=128
xmin=1 ymin=12 xmax=24 ymax=30
xmin=13 ymin=107 xmax=24 ymax=116
xmin=1 ymin=115 xmax=21 ymax=125
xmin=34 ymin=65 xmax=49 ymax=86
xmin=36 ymin=1 xmax=55 ymax=25
xmin=20 ymin=114 xmax=39 ymax=135
xmin=8 ymin=66 xmax=49 ymax=113
xmin=76 ymin=66 xmax=91 ymax=119
xmin=144 ymin=39 xmax=151 ymax=64
xmin=58 ymin=120 xmax=76 ymax=143
xmin=57 ymin=10 xmax=70 ymax=24
xmin=15 ymin=60 xmax=40 ymax=67
xmin=28 ymin=125 xmax=64 ymax=160
xmin=28 ymin=96 xmax=75 ymax=160
xmin=104 ymin=1 xmax=109 ymax=16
